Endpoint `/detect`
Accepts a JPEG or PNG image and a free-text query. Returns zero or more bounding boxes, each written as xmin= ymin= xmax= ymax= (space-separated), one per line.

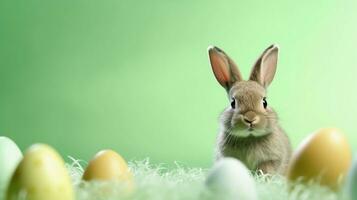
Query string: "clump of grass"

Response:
xmin=66 ymin=158 xmax=348 ymax=200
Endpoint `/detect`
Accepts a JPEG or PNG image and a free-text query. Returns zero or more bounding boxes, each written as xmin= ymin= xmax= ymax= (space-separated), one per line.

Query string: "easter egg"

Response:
xmin=82 ymin=149 xmax=134 ymax=195
xmin=82 ymin=149 xmax=133 ymax=182
xmin=205 ymin=157 xmax=257 ymax=200
xmin=0 ymin=137 xmax=22 ymax=200
xmin=346 ymin=156 xmax=357 ymax=199
xmin=287 ymin=128 xmax=352 ymax=190
xmin=6 ymin=144 xmax=74 ymax=200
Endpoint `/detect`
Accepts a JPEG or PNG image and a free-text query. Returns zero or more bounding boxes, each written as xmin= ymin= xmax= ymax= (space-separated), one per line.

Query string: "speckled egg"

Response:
xmin=287 ymin=128 xmax=352 ymax=190
xmin=205 ymin=157 xmax=257 ymax=200
xmin=0 ymin=137 xmax=22 ymax=200
xmin=6 ymin=144 xmax=74 ymax=200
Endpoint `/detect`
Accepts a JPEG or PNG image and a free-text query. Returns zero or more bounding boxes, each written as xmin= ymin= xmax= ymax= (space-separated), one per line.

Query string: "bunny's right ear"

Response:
xmin=208 ymin=46 xmax=243 ymax=91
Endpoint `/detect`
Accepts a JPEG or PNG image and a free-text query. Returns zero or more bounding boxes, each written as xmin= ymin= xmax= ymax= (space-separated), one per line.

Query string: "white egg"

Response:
xmin=0 ymin=137 xmax=22 ymax=200
xmin=346 ymin=156 xmax=357 ymax=199
xmin=205 ymin=157 xmax=257 ymax=200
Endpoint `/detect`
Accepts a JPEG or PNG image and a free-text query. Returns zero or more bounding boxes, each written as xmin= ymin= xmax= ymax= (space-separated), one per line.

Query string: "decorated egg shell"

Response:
xmin=287 ymin=128 xmax=352 ymax=190
xmin=205 ymin=157 xmax=257 ymax=200
xmin=6 ymin=144 xmax=74 ymax=200
xmin=0 ymin=137 xmax=23 ymax=200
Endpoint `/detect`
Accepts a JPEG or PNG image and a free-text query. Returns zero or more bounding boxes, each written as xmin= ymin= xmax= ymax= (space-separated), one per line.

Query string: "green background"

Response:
xmin=0 ymin=0 xmax=356 ymax=167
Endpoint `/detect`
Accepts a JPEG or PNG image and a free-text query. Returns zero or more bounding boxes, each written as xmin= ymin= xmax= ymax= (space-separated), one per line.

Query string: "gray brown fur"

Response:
xmin=208 ymin=44 xmax=292 ymax=175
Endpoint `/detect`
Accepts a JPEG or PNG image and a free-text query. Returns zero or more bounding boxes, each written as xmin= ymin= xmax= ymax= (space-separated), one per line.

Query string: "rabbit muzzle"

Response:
xmin=229 ymin=110 xmax=268 ymax=138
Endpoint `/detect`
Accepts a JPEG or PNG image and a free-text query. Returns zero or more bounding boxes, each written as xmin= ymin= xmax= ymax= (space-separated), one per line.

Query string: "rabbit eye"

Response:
xmin=263 ymin=97 xmax=267 ymax=109
xmin=230 ymin=98 xmax=236 ymax=109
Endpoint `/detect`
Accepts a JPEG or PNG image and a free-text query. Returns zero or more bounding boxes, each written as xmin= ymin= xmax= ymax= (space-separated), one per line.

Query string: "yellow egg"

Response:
xmin=6 ymin=144 xmax=74 ymax=200
xmin=83 ymin=149 xmax=132 ymax=182
xmin=82 ymin=149 xmax=134 ymax=195
xmin=287 ymin=128 xmax=352 ymax=190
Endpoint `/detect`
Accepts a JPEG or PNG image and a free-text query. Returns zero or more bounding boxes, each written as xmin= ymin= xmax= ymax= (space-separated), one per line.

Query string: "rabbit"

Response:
xmin=208 ymin=44 xmax=292 ymax=175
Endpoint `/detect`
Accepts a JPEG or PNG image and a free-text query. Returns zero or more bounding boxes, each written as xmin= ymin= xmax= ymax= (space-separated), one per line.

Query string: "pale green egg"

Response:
xmin=0 ymin=137 xmax=23 ymax=200
xmin=205 ymin=158 xmax=257 ymax=200
xmin=6 ymin=144 xmax=74 ymax=200
xmin=346 ymin=156 xmax=357 ymax=199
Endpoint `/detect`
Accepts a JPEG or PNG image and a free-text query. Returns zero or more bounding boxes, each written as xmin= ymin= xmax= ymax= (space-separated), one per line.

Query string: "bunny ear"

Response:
xmin=249 ymin=44 xmax=279 ymax=88
xmin=208 ymin=46 xmax=243 ymax=91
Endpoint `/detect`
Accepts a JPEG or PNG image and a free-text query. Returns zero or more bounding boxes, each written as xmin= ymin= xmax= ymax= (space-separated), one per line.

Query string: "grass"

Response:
xmin=66 ymin=157 xmax=349 ymax=200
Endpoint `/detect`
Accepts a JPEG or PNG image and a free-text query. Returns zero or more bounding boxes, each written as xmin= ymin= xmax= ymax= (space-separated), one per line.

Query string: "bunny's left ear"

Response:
xmin=249 ymin=44 xmax=279 ymax=88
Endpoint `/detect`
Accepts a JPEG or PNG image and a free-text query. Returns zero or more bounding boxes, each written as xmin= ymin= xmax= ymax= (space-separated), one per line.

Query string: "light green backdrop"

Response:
xmin=0 ymin=0 xmax=356 ymax=167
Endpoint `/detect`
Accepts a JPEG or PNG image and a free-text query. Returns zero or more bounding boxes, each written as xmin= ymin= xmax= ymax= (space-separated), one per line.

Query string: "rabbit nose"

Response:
xmin=243 ymin=118 xmax=255 ymax=124
xmin=243 ymin=111 xmax=258 ymax=125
